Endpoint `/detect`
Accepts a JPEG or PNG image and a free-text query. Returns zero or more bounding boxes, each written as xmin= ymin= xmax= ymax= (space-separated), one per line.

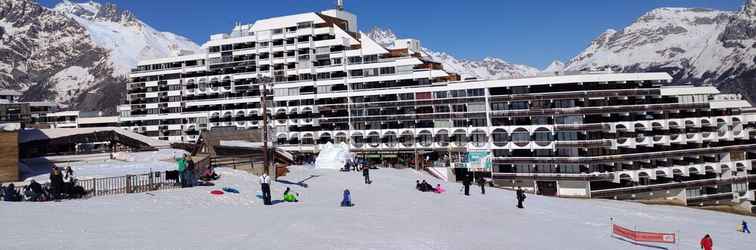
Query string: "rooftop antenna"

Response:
xmin=337 ymin=0 xmax=344 ymax=10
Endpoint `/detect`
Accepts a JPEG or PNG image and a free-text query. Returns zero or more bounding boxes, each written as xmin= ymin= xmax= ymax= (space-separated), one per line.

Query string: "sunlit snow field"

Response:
xmin=1 ymin=166 xmax=754 ymax=249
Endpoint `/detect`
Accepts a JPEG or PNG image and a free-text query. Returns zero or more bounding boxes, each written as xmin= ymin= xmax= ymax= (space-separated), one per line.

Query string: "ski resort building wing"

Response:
xmin=121 ymin=7 xmax=756 ymax=205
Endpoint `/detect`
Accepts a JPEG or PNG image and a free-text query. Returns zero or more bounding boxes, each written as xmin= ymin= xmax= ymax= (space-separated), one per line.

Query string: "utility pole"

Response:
xmin=260 ymin=74 xmax=271 ymax=175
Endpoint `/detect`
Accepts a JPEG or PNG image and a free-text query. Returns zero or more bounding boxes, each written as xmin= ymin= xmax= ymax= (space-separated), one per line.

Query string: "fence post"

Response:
xmin=126 ymin=175 xmax=133 ymax=193
xmin=92 ymin=178 xmax=97 ymax=197
xmin=149 ymin=171 xmax=155 ymax=191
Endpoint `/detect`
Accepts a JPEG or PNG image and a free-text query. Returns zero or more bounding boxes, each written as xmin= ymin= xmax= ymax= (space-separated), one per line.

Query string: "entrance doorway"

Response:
xmin=536 ymin=181 xmax=558 ymax=196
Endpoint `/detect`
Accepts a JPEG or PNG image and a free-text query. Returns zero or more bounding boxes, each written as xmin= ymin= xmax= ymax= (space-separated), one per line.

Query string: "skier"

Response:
xmin=362 ymin=164 xmax=371 ymax=184
xmin=462 ymin=174 xmax=471 ymax=196
xmin=260 ymin=172 xmax=272 ymax=205
xmin=699 ymin=234 xmax=713 ymax=250
xmin=340 ymin=189 xmax=353 ymax=207
xmin=477 ymin=177 xmax=486 ymax=195
xmin=742 ymin=221 xmax=751 ymax=234
xmin=516 ymin=186 xmax=526 ymax=209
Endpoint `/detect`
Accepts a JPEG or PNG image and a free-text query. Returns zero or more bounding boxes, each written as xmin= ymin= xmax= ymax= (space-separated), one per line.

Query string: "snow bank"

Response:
xmin=314 ymin=142 xmax=353 ymax=170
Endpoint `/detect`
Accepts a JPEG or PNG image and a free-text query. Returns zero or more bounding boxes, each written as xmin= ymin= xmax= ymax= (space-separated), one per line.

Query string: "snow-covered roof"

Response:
xmin=46 ymin=111 xmax=80 ymax=117
xmin=19 ymin=127 xmax=169 ymax=148
xmin=0 ymin=89 xmax=22 ymax=96
xmin=0 ymin=123 xmax=21 ymax=132
xmin=78 ymin=116 xmax=119 ymax=125
xmin=659 ymin=86 xmax=719 ymax=96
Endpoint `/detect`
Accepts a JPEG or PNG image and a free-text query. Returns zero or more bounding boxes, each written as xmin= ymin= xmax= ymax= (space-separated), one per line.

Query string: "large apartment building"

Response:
xmin=123 ymin=4 xmax=756 ymax=206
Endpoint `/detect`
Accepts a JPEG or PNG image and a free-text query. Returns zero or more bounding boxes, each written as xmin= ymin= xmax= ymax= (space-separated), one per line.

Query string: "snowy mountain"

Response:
xmin=367 ymin=27 xmax=539 ymax=80
xmin=543 ymin=60 xmax=565 ymax=73
xmin=566 ymin=0 xmax=756 ymax=101
xmin=0 ymin=0 xmax=200 ymax=113
xmin=54 ymin=1 xmax=201 ymax=75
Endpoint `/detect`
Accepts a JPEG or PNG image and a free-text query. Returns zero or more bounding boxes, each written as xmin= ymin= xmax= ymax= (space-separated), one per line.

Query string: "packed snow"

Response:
xmin=2 ymin=166 xmax=754 ymax=249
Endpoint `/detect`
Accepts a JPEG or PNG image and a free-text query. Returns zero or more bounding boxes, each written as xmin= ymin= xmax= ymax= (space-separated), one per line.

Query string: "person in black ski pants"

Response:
xmin=516 ymin=186 xmax=527 ymax=209
xmin=362 ymin=165 xmax=371 ymax=184
xmin=462 ymin=174 xmax=471 ymax=196
xmin=260 ymin=173 xmax=272 ymax=205
xmin=477 ymin=177 xmax=486 ymax=195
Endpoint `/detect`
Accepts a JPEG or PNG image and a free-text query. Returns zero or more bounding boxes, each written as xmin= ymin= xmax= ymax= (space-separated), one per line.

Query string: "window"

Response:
xmin=365 ymin=68 xmax=379 ymax=77
xmin=450 ymin=90 xmax=467 ymax=98
xmin=272 ymin=29 xmax=283 ymax=35
xmin=363 ymin=55 xmax=378 ymax=63
xmin=467 ymin=89 xmax=484 ymax=97
xmin=434 ymin=91 xmax=448 ymax=99
xmin=349 ymin=69 xmax=363 ymax=77
xmin=379 ymin=67 xmax=395 ymax=75
xmin=510 ymin=101 xmax=528 ymax=110
xmin=348 ymin=56 xmax=362 ymax=64
xmin=332 ymin=58 xmax=342 ymax=65
xmin=399 ymin=93 xmax=414 ymax=100
xmin=452 ymin=104 xmax=466 ymax=112
xmin=209 ymin=46 xmax=220 ymax=53
xmin=491 ymin=102 xmax=507 ymax=111
xmin=297 ymin=22 xmax=313 ymax=28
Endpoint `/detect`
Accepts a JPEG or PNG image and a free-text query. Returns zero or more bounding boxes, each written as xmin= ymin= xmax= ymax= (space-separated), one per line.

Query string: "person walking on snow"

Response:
xmin=516 ymin=186 xmax=526 ymax=209
xmin=462 ymin=174 xmax=471 ymax=196
xmin=477 ymin=177 xmax=486 ymax=195
xmin=700 ymin=234 xmax=713 ymax=250
xmin=362 ymin=164 xmax=371 ymax=184
xmin=260 ymin=172 xmax=272 ymax=205
xmin=742 ymin=221 xmax=751 ymax=234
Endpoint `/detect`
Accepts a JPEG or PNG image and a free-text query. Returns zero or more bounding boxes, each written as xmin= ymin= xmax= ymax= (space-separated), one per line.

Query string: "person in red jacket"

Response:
xmin=700 ymin=234 xmax=713 ymax=250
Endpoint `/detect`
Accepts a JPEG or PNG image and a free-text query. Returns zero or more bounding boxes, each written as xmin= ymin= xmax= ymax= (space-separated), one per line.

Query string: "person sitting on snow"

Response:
xmin=416 ymin=180 xmax=422 ymax=191
xmin=434 ymin=184 xmax=445 ymax=194
xmin=3 ymin=183 xmax=21 ymax=202
xmin=283 ymin=187 xmax=299 ymax=202
xmin=420 ymin=180 xmax=433 ymax=192
xmin=25 ymin=180 xmax=44 ymax=201
xmin=201 ymin=166 xmax=220 ymax=181
xmin=340 ymin=189 xmax=353 ymax=207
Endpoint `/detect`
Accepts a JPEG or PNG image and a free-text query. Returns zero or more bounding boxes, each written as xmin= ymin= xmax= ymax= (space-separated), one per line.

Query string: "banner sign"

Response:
xmin=612 ymin=224 xmax=676 ymax=244
xmin=465 ymin=151 xmax=492 ymax=170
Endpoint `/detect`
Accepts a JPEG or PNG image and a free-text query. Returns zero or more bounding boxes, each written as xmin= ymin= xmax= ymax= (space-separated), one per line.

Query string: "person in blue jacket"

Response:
xmin=742 ymin=221 xmax=751 ymax=234
xmin=340 ymin=189 xmax=353 ymax=207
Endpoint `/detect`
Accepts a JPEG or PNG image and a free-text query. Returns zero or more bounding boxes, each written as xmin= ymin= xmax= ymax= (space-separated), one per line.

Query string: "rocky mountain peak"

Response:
xmin=744 ymin=0 xmax=756 ymax=17
xmin=55 ymin=0 xmax=138 ymax=25
xmin=366 ymin=26 xmax=397 ymax=47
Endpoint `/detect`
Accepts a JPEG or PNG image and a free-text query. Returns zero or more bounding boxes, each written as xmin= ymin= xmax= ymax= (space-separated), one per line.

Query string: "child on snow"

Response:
xmin=739 ymin=221 xmax=751 ymax=234
xmin=340 ymin=189 xmax=353 ymax=207
xmin=434 ymin=184 xmax=445 ymax=194
xmin=283 ymin=187 xmax=299 ymax=202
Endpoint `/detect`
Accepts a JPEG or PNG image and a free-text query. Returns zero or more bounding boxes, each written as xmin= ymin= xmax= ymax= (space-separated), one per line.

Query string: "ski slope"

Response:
xmin=1 ymin=167 xmax=753 ymax=249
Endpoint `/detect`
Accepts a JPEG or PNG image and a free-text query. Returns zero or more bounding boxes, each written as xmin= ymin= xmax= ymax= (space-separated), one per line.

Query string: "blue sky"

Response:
xmin=40 ymin=0 xmax=744 ymax=69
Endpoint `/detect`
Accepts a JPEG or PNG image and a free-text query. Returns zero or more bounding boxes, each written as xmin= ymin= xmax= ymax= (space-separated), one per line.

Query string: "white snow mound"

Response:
xmin=314 ymin=142 xmax=353 ymax=170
